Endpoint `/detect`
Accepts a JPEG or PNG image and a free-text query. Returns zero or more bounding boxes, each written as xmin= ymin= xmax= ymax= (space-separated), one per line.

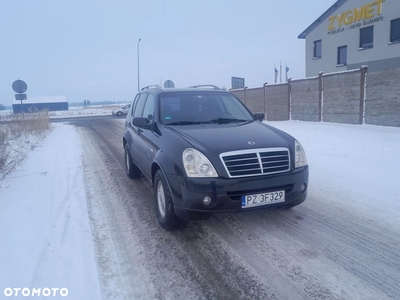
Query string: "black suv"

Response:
xmin=123 ymin=85 xmax=309 ymax=230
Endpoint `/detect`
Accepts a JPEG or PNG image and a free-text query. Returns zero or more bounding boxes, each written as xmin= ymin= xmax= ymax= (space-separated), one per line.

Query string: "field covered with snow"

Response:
xmin=266 ymin=121 xmax=400 ymax=228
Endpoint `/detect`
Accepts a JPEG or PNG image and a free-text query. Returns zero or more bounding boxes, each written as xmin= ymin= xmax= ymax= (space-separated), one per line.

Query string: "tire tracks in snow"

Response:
xmin=76 ymin=119 xmax=276 ymax=299
xmin=70 ymin=117 xmax=400 ymax=299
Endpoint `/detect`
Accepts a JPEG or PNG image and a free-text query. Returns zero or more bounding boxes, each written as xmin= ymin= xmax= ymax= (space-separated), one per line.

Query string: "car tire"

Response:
xmin=154 ymin=170 xmax=182 ymax=230
xmin=117 ymin=111 xmax=122 ymax=116
xmin=124 ymin=144 xmax=141 ymax=179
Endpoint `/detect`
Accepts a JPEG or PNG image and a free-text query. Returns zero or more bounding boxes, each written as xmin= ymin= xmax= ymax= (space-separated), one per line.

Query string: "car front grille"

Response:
xmin=220 ymin=148 xmax=290 ymax=178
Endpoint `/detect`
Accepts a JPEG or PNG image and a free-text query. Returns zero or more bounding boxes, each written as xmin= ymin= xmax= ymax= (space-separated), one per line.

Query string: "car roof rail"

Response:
xmin=141 ymin=84 xmax=162 ymax=90
xmin=187 ymin=84 xmax=222 ymax=90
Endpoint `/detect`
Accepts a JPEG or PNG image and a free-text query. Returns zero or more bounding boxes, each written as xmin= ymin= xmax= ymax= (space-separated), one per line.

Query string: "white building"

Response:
xmin=298 ymin=0 xmax=400 ymax=77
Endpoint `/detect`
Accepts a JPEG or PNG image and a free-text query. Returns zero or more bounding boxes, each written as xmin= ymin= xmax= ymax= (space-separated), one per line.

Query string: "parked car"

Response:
xmin=123 ymin=85 xmax=309 ymax=230
xmin=112 ymin=104 xmax=131 ymax=116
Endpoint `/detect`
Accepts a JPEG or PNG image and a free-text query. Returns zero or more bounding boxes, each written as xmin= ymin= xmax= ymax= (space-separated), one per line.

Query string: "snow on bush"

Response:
xmin=0 ymin=110 xmax=50 ymax=179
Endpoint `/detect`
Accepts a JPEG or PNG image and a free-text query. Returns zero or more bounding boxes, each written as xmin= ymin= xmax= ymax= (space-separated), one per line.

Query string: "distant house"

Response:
xmin=12 ymin=96 xmax=68 ymax=113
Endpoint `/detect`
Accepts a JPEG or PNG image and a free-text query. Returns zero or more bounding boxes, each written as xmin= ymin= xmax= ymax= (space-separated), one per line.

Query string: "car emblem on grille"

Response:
xmin=248 ymin=141 xmax=256 ymax=145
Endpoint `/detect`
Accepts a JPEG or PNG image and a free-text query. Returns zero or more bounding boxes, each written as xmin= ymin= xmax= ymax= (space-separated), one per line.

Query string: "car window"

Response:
xmin=130 ymin=94 xmax=140 ymax=116
xmin=142 ymin=94 xmax=155 ymax=121
xmin=160 ymin=92 xmax=253 ymax=124
xmin=219 ymin=95 xmax=251 ymax=119
xmin=133 ymin=93 xmax=148 ymax=117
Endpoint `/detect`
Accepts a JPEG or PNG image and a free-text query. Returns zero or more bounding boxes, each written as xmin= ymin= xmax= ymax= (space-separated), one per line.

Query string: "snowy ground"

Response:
xmin=0 ymin=124 xmax=101 ymax=299
xmin=47 ymin=106 xmax=122 ymax=119
xmin=266 ymin=121 xmax=400 ymax=228
xmin=0 ymin=119 xmax=399 ymax=299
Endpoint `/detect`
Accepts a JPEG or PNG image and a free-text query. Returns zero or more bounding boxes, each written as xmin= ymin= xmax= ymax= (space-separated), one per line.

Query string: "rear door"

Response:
xmin=126 ymin=93 xmax=148 ymax=164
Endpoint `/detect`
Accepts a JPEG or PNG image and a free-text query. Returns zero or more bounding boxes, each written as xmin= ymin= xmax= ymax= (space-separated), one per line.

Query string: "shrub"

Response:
xmin=0 ymin=110 xmax=50 ymax=179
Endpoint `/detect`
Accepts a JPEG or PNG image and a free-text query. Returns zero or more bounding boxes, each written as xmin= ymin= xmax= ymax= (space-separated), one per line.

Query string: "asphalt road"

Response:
xmin=63 ymin=116 xmax=400 ymax=300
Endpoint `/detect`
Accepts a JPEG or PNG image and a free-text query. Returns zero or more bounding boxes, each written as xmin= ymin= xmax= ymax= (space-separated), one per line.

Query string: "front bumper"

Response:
xmin=166 ymin=166 xmax=309 ymax=220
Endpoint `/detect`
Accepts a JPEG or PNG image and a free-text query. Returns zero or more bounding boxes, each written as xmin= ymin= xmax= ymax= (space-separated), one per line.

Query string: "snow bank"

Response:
xmin=265 ymin=120 xmax=400 ymax=227
xmin=0 ymin=124 xmax=101 ymax=300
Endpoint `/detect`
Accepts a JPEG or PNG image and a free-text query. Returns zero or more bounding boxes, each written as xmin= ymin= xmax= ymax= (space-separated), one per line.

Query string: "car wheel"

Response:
xmin=154 ymin=170 xmax=182 ymax=230
xmin=117 ymin=111 xmax=122 ymax=116
xmin=124 ymin=144 xmax=141 ymax=179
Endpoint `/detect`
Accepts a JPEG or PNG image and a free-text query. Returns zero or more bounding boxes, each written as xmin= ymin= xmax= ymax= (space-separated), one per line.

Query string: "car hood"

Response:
xmin=167 ymin=121 xmax=292 ymax=154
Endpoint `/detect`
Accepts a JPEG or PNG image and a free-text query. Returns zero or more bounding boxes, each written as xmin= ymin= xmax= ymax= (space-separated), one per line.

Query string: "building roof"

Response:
xmin=298 ymin=0 xmax=348 ymax=39
xmin=12 ymin=96 xmax=68 ymax=105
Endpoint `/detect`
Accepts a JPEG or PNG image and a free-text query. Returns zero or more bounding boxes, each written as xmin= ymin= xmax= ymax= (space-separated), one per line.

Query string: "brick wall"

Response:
xmin=228 ymin=66 xmax=400 ymax=127
xmin=244 ymin=87 xmax=264 ymax=114
xmin=322 ymin=71 xmax=361 ymax=125
xmin=291 ymin=78 xmax=320 ymax=122
xmin=365 ymin=68 xmax=400 ymax=127
xmin=265 ymin=84 xmax=289 ymax=121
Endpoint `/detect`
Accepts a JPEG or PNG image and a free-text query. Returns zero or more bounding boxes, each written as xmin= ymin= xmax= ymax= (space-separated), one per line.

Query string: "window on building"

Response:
xmin=337 ymin=46 xmax=347 ymax=66
xmin=360 ymin=26 xmax=374 ymax=49
xmin=390 ymin=18 xmax=400 ymax=43
xmin=313 ymin=40 xmax=322 ymax=58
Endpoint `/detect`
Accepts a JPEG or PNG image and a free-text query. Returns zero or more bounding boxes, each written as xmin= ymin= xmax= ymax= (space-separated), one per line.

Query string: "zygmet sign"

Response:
xmin=328 ymin=0 xmax=384 ymax=31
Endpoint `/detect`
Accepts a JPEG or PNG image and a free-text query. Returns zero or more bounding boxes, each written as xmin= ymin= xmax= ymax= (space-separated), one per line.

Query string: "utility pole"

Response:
xmin=137 ymin=38 xmax=142 ymax=92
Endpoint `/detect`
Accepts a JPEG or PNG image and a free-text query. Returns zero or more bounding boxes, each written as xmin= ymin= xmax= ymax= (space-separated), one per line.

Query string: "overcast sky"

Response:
xmin=1 ymin=0 xmax=335 ymax=104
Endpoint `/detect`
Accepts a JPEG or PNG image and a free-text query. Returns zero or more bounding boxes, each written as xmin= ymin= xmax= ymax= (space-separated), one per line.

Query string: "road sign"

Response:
xmin=231 ymin=77 xmax=245 ymax=89
xmin=15 ymin=94 xmax=27 ymax=100
xmin=164 ymin=80 xmax=175 ymax=88
xmin=12 ymin=80 xmax=28 ymax=93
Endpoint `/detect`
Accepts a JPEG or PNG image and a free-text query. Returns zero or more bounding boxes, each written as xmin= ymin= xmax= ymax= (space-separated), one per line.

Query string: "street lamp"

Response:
xmin=137 ymin=38 xmax=141 ymax=92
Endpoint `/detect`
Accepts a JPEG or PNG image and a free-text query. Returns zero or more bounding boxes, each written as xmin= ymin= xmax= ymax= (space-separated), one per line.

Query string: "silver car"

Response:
xmin=112 ymin=104 xmax=131 ymax=116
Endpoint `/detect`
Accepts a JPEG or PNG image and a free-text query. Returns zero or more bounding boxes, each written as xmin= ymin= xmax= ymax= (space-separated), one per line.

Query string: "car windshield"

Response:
xmin=160 ymin=92 xmax=254 ymax=125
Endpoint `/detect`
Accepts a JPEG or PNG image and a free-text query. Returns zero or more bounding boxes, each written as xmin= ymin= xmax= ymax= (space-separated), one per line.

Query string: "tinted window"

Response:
xmin=130 ymin=94 xmax=140 ymax=116
xmin=360 ymin=26 xmax=373 ymax=48
xmin=142 ymin=94 xmax=155 ymax=121
xmin=337 ymin=46 xmax=347 ymax=66
xmin=160 ymin=92 xmax=253 ymax=124
xmin=134 ymin=93 xmax=148 ymax=117
xmin=391 ymin=18 xmax=400 ymax=43
xmin=313 ymin=40 xmax=322 ymax=58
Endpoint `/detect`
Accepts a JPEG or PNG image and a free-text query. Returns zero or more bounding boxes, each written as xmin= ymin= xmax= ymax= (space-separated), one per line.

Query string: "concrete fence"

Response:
xmin=230 ymin=66 xmax=400 ymax=127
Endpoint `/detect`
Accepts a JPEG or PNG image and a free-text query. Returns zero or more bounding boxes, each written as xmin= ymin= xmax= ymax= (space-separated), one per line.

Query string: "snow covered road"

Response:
xmin=1 ymin=117 xmax=399 ymax=299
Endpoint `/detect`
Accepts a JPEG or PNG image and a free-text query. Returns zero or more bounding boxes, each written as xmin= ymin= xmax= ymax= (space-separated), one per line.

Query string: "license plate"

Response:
xmin=241 ymin=190 xmax=285 ymax=208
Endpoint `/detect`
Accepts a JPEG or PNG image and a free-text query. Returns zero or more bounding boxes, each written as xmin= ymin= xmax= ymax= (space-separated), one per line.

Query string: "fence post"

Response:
xmin=359 ymin=65 xmax=368 ymax=124
xmin=287 ymin=78 xmax=292 ymax=120
xmin=243 ymin=86 xmax=248 ymax=105
xmin=318 ymin=72 xmax=323 ymax=122
xmin=263 ymin=82 xmax=268 ymax=120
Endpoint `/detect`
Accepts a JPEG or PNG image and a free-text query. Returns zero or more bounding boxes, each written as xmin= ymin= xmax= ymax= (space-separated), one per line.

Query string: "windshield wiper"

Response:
xmin=209 ymin=118 xmax=249 ymax=124
xmin=167 ymin=121 xmax=203 ymax=125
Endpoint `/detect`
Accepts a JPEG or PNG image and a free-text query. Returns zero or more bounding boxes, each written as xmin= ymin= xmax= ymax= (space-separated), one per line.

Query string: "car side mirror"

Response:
xmin=133 ymin=117 xmax=151 ymax=130
xmin=254 ymin=112 xmax=265 ymax=121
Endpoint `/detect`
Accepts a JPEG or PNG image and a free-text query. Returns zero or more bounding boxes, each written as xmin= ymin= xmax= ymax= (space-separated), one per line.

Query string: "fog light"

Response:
xmin=300 ymin=183 xmax=307 ymax=192
xmin=203 ymin=196 xmax=212 ymax=206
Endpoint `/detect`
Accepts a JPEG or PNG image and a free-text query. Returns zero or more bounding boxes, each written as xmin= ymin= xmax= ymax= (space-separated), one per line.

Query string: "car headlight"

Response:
xmin=182 ymin=148 xmax=218 ymax=177
xmin=294 ymin=140 xmax=308 ymax=168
